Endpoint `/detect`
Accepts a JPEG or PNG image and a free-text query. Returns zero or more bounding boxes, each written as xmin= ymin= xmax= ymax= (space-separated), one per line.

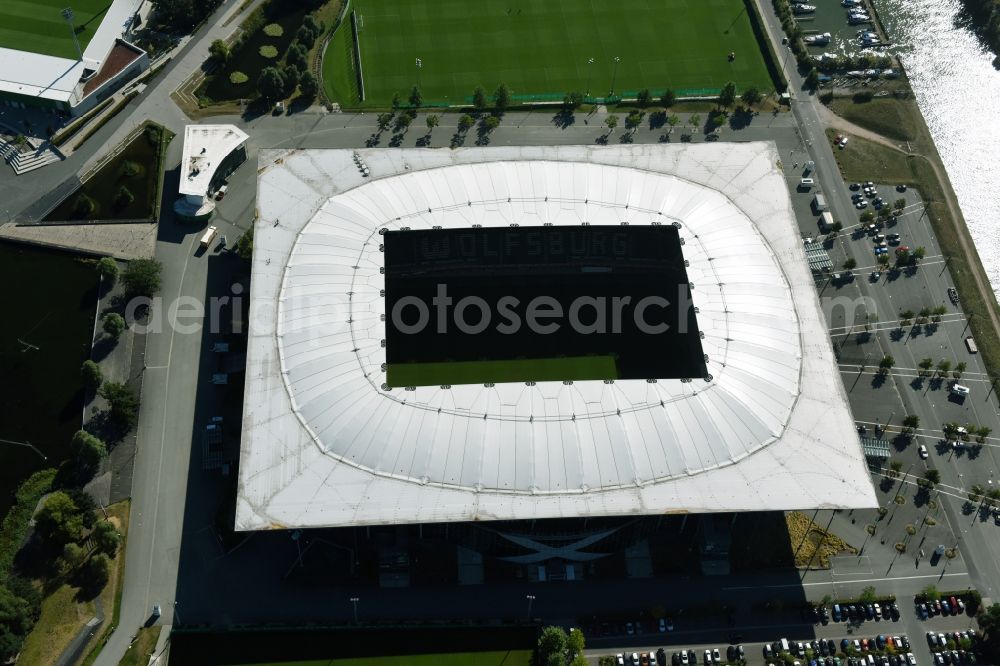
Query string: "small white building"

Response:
xmin=173 ymin=125 xmax=249 ymax=221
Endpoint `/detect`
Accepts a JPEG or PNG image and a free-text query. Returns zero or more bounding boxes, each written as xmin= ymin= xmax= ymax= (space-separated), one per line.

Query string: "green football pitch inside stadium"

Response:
xmin=0 ymin=0 xmax=111 ymax=59
xmin=323 ymin=0 xmax=775 ymax=107
xmin=387 ymin=356 xmax=619 ymax=387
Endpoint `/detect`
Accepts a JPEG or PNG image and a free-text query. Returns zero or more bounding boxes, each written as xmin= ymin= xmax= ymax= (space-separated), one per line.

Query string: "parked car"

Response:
xmin=919 ymin=444 xmax=929 ymax=459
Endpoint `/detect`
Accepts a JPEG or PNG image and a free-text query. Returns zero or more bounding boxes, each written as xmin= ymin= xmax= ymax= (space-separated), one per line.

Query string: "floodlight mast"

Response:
xmin=61 ymin=7 xmax=84 ymax=61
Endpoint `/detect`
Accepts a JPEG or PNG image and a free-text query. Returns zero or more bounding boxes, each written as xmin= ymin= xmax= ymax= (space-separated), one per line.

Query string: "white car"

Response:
xmin=617 ymin=655 xmax=626 ymax=666
xmin=838 ymin=136 xmax=849 ymax=148
xmin=950 ymin=384 xmax=970 ymax=397
xmin=907 ymin=653 xmax=917 ymax=666
xmin=659 ymin=618 xmax=667 ymax=632
xmin=681 ymin=651 xmax=690 ymax=665
xmin=918 ymin=445 xmax=928 ymax=459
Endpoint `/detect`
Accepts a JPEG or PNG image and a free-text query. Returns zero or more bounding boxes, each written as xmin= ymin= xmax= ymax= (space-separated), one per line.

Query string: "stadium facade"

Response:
xmin=239 ymin=144 xmax=876 ymax=545
xmin=0 ymin=0 xmax=148 ymax=115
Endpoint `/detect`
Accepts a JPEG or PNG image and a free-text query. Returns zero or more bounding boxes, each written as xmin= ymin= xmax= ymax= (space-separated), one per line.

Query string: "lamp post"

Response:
xmin=415 ymin=58 xmax=422 ymax=89
xmin=586 ymin=57 xmax=595 ymax=96
xmin=350 ymin=596 xmax=359 ymax=624
xmin=525 ymin=594 xmax=536 ymax=621
xmin=610 ymin=56 xmax=621 ymax=98
xmin=61 ymin=8 xmax=83 ymax=61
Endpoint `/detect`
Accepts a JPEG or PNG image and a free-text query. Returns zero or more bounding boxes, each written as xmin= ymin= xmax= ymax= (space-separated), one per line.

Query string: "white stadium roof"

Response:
xmin=0 ymin=0 xmax=142 ymax=105
xmin=238 ymin=144 xmax=877 ymax=531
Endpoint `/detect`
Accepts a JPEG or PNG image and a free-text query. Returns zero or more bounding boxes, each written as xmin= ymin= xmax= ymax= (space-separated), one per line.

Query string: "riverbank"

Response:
xmin=818 ymin=64 xmax=1000 ymax=383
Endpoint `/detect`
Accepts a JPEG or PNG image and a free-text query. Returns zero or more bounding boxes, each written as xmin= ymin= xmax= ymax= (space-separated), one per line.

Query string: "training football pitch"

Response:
xmin=0 ymin=0 xmax=110 ymax=59
xmin=324 ymin=0 xmax=774 ymax=107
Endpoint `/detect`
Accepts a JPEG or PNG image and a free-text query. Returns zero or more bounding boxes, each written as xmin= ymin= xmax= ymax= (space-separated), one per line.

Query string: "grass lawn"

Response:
xmin=828 ymin=97 xmax=923 ymax=143
xmin=324 ymin=0 xmax=774 ymax=107
xmin=387 ymin=355 xmax=618 ymax=387
xmin=17 ymin=500 xmax=131 ymax=666
xmin=118 ymin=627 xmax=161 ymax=666
xmin=250 ymin=651 xmax=533 ymax=666
xmin=0 ymin=0 xmax=110 ymax=59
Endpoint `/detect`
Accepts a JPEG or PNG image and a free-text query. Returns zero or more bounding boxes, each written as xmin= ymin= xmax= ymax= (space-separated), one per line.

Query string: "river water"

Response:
xmin=873 ymin=0 xmax=1000 ymax=293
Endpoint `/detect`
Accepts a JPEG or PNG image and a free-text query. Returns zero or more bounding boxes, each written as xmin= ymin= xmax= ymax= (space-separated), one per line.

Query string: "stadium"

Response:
xmin=0 ymin=0 xmax=148 ymax=115
xmin=238 ymin=143 xmax=877 ymax=572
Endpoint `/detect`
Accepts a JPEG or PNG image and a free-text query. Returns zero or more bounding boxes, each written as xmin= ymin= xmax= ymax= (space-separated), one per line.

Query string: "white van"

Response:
xmin=950 ymin=384 xmax=970 ymax=397
xmin=200 ymin=225 xmax=219 ymax=249
xmin=780 ymin=639 xmax=790 ymax=654
xmin=799 ymin=178 xmax=814 ymax=189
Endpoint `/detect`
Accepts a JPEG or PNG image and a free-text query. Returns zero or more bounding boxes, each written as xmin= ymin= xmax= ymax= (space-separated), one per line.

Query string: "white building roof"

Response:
xmin=0 ymin=0 xmax=142 ymax=104
xmin=238 ymin=144 xmax=877 ymax=531
xmin=179 ymin=125 xmax=249 ymax=198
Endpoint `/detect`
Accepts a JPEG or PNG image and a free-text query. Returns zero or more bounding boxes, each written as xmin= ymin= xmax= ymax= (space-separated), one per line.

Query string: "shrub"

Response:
xmin=81 ymin=360 xmax=103 ymax=389
xmin=102 ymin=312 xmax=126 ymax=339
xmin=296 ymin=24 xmax=315 ymax=49
xmin=73 ymin=194 xmax=96 ymax=218
xmin=263 ymin=23 xmax=283 ymax=37
xmin=121 ymin=160 xmax=142 ymax=178
xmin=96 ymin=257 xmax=118 ymax=282
xmin=229 ymin=71 xmax=249 ymax=84
xmin=259 ymin=44 xmax=279 ymax=59
xmin=115 ymin=185 xmax=135 ymax=209
xmin=100 ymin=381 xmax=140 ymax=430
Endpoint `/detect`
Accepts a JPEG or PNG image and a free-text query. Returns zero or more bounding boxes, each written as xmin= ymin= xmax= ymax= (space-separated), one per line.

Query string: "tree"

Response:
xmin=710 ymin=111 xmax=726 ymax=129
xmin=82 ymin=553 xmax=111 ymax=590
xmin=978 ymin=425 xmax=992 ymax=443
xmin=717 ymin=81 xmax=737 ymax=108
xmin=295 ymin=24 xmax=316 ymax=49
xmin=409 ymin=85 xmax=422 ymax=109
xmin=473 ymin=86 xmax=487 ymax=110
xmin=970 ymin=484 xmax=986 ymax=502
xmin=395 ymin=114 xmax=412 ymax=131
xmin=391 ymin=92 xmax=401 ymax=109
xmin=115 ymin=185 xmax=135 ymax=209
xmin=937 ymin=359 xmax=952 ymax=375
xmin=483 ymin=115 xmax=500 ymax=131
xmin=954 ymin=361 xmax=967 ymax=377
xmin=741 ymin=87 xmax=762 ymax=107
xmin=62 ymin=542 xmax=85 ymax=569
xmin=660 ymin=89 xmax=676 ymax=108
xmin=903 ymin=414 xmax=920 ymax=430
xmin=81 ymin=360 xmax=103 ymax=390
xmin=919 ymin=357 xmax=933 ymax=372
xmin=0 ymin=585 xmax=35 ymax=661
xmin=879 ymin=355 xmax=895 ymax=372
xmin=302 ymin=13 xmax=323 ymax=35
xmin=567 ymin=627 xmax=585 ymax=659
xmin=102 ymin=312 xmax=126 ymax=340
xmin=924 ymin=469 xmax=941 ymax=486
xmin=605 ymin=114 xmax=619 ymax=132
xmin=913 ymin=246 xmax=926 ymax=262
xmin=282 ymin=65 xmax=300 ymax=97
xmin=625 ymin=110 xmax=644 ymax=131
xmin=494 ymin=83 xmax=511 ymax=111
xmin=35 ymin=491 xmax=83 ymax=545
xmin=286 ymin=43 xmax=309 ymax=73
xmin=298 ymin=71 xmax=318 ymax=100
xmin=976 ymin=603 xmax=1000 ymax=647
xmin=860 ymin=210 xmax=875 ymax=223
xmin=538 ymin=626 xmax=568 ymax=666
xmin=257 ymin=66 xmax=286 ymax=102
xmin=458 ymin=114 xmax=475 ymax=131
xmin=236 ymin=227 xmax=253 ymax=260
xmin=96 ymin=257 xmax=118 ymax=282
xmin=563 ymin=91 xmax=583 ymax=108
xmin=689 ymin=113 xmax=701 ymax=130
xmin=426 ymin=114 xmax=440 ymax=132
xmin=92 ymin=521 xmax=120 ymax=557
xmin=100 ymin=381 xmax=140 ymax=430
xmin=70 ymin=430 xmax=106 ymax=472
xmin=636 ymin=88 xmax=651 ymax=107
xmin=859 ymin=586 xmax=877 ymax=603
xmin=923 ymin=585 xmax=941 ymax=601
xmin=806 ymin=68 xmax=820 ymax=89
xmin=209 ymin=39 xmax=229 ymax=63
xmin=122 ymin=258 xmax=162 ymax=298
xmin=666 ymin=114 xmax=680 ymax=133
xmin=894 ymin=198 xmax=906 ymax=211
xmin=377 ymin=112 xmax=393 ymax=132
xmin=843 ymin=257 xmax=857 ymax=270
xmin=151 ymin=0 xmax=221 ymax=32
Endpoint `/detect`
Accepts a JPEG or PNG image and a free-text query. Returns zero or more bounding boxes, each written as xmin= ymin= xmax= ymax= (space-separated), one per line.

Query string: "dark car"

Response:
xmin=896 ymin=184 xmax=907 ymax=192
xmin=657 ymin=648 xmax=667 ymax=666
xmin=866 ymin=604 xmax=875 ymax=620
xmin=851 ymin=182 xmax=862 ymax=190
